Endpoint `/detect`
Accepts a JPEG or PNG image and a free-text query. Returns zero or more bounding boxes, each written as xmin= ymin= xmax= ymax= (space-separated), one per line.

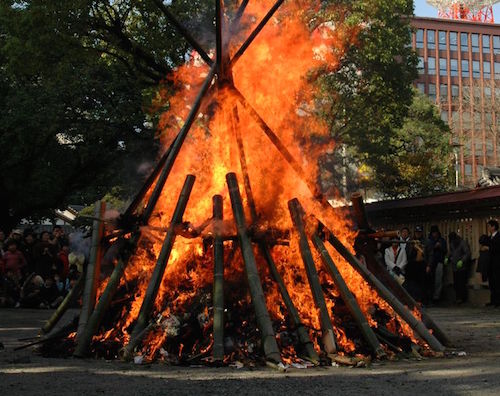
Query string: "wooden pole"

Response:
xmin=42 ymin=273 xmax=84 ymax=334
xmin=260 ymin=244 xmax=320 ymax=364
xmin=76 ymin=200 xmax=106 ymax=343
xmin=318 ymin=222 xmax=445 ymax=352
xmin=141 ymin=64 xmax=216 ymax=224
xmin=73 ymin=241 xmax=132 ymax=357
xmin=122 ymin=175 xmax=196 ymax=360
xmin=311 ymin=234 xmax=386 ymax=358
xmin=229 ymin=0 xmax=285 ymax=67
xmin=288 ymin=199 xmax=337 ymax=354
xmin=212 ymin=195 xmax=225 ymax=361
xmin=226 ymin=172 xmax=282 ymax=364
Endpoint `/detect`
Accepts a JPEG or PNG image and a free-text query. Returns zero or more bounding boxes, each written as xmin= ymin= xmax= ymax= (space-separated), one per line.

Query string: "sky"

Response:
xmin=414 ymin=0 xmax=500 ymax=19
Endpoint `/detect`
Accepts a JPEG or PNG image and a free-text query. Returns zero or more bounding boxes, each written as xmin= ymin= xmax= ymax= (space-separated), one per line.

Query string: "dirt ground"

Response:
xmin=0 ymin=306 xmax=500 ymax=396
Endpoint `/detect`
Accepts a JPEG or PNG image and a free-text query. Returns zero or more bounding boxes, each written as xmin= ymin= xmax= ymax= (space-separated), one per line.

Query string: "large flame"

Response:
xmin=94 ymin=0 xmax=422 ymax=362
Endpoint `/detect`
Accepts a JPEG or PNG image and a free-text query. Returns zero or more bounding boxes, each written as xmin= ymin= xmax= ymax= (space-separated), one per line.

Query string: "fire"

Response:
xmin=90 ymin=0 xmax=428 ymax=363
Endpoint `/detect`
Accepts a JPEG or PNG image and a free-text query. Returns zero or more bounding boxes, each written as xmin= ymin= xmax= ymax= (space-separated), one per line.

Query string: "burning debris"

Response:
xmin=33 ymin=0 xmax=450 ymax=368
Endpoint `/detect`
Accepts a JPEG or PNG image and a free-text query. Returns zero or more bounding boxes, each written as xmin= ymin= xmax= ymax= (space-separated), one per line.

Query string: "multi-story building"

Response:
xmin=411 ymin=17 xmax=500 ymax=187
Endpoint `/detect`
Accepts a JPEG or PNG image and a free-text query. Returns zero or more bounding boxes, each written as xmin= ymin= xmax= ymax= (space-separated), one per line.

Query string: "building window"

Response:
xmin=417 ymin=56 xmax=424 ymax=74
xmin=465 ymin=164 xmax=472 ymax=176
xmin=472 ymin=60 xmax=480 ymax=78
xmin=427 ymin=29 xmax=436 ymax=49
xmin=463 ymin=112 xmax=471 ymax=129
xmin=485 ymin=86 xmax=492 ymax=97
xmin=494 ymin=36 xmax=500 ymax=55
xmin=450 ymin=59 xmax=458 ymax=77
xmin=450 ymin=32 xmax=458 ymax=51
xmin=495 ymin=62 xmax=500 ymax=79
xmin=451 ymin=84 xmax=459 ymax=97
xmin=429 ymin=83 xmax=436 ymax=100
xmin=486 ymin=112 xmax=493 ymax=125
xmin=484 ymin=61 xmax=491 ymax=79
xmin=452 ymin=111 xmax=459 ymax=126
xmin=471 ymin=34 xmax=480 ymax=53
xmin=417 ymin=82 xmax=425 ymax=94
xmin=428 ymin=57 xmax=436 ymax=75
xmin=483 ymin=35 xmax=490 ymax=53
xmin=461 ymin=32 xmax=469 ymax=51
xmin=438 ymin=31 xmax=447 ymax=50
xmin=461 ymin=59 xmax=469 ymax=78
xmin=416 ymin=29 xmax=424 ymax=49
xmin=440 ymin=83 xmax=448 ymax=101
xmin=441 ymin=110 xmax=448 ymax=122
xmin=439 ymin=58 xmax=447 ymax=76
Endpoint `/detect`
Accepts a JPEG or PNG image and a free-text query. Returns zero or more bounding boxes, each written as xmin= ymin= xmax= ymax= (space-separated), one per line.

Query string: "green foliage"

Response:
xmin=367 ymin=91 xmax=454 ymax=198
xmin=0 ymin=0 xmax=217 ymax=228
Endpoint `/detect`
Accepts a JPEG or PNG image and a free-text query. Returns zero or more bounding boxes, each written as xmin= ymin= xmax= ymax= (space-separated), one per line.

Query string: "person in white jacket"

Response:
xmin=384 ymin=241 xmax=408 ymax=282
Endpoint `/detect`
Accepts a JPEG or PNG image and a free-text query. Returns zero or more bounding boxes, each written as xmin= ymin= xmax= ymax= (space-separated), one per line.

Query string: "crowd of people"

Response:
xmin=0 ymin=227 xmax=84 ymax=309
xmin=379 ymin=220 xmax=500 ymax=306
xmin=2 ymin=220 xmax=500 ymax=310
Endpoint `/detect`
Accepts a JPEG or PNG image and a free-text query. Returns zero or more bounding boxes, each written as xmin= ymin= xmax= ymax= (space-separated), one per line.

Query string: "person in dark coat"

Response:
xmin=447 ymin=232 xmax=471 ymax=303
xmin=477 ymin=234 xmax=491 ymax=283
xmin=487 ymin=220 xmax=500 ymax=306
xmin=404 ymin=226 xmax=426 ymax=302
xmin=425 ymin=225 xmax=447 ymax=303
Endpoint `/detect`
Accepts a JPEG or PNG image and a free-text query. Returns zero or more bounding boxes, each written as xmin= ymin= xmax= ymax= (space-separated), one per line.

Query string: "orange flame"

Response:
xmin=94 ymin=0 xmax=425 ymax=362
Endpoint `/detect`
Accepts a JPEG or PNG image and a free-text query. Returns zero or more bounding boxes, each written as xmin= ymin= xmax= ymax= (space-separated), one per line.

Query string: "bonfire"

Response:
xmin=36 ymin=0 xmax=449 ymax=368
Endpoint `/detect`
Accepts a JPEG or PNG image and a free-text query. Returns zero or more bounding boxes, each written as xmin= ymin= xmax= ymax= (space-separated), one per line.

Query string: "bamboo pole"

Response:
xmin=318 ymin=222 xmax=445 ymax=352
xmin=141 ymin=64 xmax=216 ymax=223
xmin=230 ymin=109 xmax=317 ymax=362
xmin=153 ymin=0 xmax=213 ymax=66
xmin=288 ymin=199 xmax=337 ymax=354
xmin=226 ymin=172 xmax=282 ymax=364
xmin=311 ymin=234 xmax=386 ymax=358
xmin=260 ymin=244 xmax=320 ymax=364
xmin=76 ymin=200 xmax=106 ymax=343
xmin=73 ymin=243 xmax=132 ymax=357
xmin=122 ymin=175 xmax=196 ymax=360
xmin=42 ymin=273 xmax=85 ymax=335
xmin=212 ymin=195 xmax=225 ymax=361
xmin=229 ymin=0 xmax=285 ymax=67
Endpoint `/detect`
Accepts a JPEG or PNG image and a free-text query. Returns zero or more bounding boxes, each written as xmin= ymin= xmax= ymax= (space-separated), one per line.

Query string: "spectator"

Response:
xmin=33 ymin=231 xmax=57 ymax=278
xmin=399 ymin=227 xmax=411 ymax=255
xmin=57 ymin=241 xmax=70 ymax=280
xmin=0 ymin=269 xmax=21 ymax=308
xmin=403 ymin=226 xmax=427 ymax=302
xmin=65 ymin=264 xmax=81 ymax=294
xmin=425 ymin=225 xmax=447 ymax=304
xmin=40 ymin=274 xmax=63 ymax=308
xmin=447 ymin=232 xmax=471 ymax=304
xmin=477 ymin=234 xmax=490 ymax=284
xmin=487 ymin=219 xmax=500 ymax=307
xmin=384 ymin=241 xmax=407 ymax=284
xmin=20 ymin=274 xmax=44 ymax=308
xmin=9 ymin=229 xmax=25 ymax=252
xmin=22 ymin=229 xmax=37 ymax=275
xmin=2 ymin=240 xmax=27 ymax=282
xmin=51 ymin=225 xmax=68 ymax=251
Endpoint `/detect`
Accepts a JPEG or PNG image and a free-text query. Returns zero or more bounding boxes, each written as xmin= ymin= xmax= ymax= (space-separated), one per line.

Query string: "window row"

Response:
xmin=415 ymin=29 xmax=500 ymax=55
xmin=417 ymin=82 xmax=500 ymax=101
xmin=418 ymin=56 xmax=500 ymax=79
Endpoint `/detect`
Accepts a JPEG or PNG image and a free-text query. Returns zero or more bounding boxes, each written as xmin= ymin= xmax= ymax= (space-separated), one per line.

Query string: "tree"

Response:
xmin=365 ymin=90 xmax=453 ymax=198
xmin=0 ymin=0 xmax=220 ymax=229
xmin=315 ymin=0 xmax=418 ymax=196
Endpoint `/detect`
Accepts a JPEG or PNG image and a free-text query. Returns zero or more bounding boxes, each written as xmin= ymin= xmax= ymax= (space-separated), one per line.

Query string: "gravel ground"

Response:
xmin=1 ymin=306 xmax=500 ymax=395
